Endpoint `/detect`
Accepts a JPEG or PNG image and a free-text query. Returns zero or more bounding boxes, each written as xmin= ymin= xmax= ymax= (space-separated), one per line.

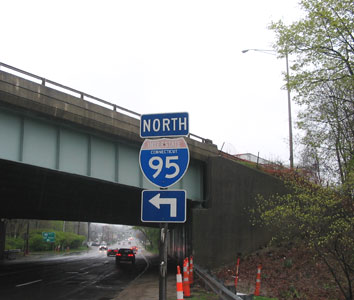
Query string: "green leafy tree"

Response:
xmin=265 ymin=3 xmax=354 ymax=297
xmin=254 ymin=173 xmax=354 ymax=300
xmin=133 ymin=226 xmax=160 ymax=252
xmin=269 ymin=0 xmax=354 ymax=184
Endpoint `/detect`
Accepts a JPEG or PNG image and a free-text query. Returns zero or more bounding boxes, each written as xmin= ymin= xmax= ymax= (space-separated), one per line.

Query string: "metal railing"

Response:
xmin=0 ymin=62 xmax=141 ymax=118
xmin=195 ymin=264 xmax=245 ymax=300
xmin=0 ymin=62 xmax=213 ymax=144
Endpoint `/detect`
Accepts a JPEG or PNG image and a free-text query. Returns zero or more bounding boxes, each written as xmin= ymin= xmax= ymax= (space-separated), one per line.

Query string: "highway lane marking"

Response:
xmin=16 ymin=279 xmax=43 ymax=287
xmin=55 ymin=252 xmax=151 ymax=299
xmin=65 ymin=271 xmax=89 ymax=275
xmin=79 ymin=263 xmax=102 ymax=271
xmin=125 ymin=252 xmax=150 ymax=284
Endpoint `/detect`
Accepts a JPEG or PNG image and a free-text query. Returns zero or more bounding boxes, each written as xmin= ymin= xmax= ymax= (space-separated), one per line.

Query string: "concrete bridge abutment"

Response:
xmin=192 ymin=156 xmax=287 ymax=269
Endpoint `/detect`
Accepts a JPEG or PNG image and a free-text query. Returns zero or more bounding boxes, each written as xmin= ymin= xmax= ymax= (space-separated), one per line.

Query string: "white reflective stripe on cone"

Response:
xmin=177 ymin=291 xmax=184 ymax=300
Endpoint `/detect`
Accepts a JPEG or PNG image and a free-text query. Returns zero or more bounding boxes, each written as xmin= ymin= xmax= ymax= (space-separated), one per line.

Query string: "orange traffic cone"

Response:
xmin=254 ymin=264 xmax=262 ymax=296
xmin=176 ymin=265 xmax=184 ymax=300
xmin=189 ymin=256 xmax=194 ymax=285
xmin=183 ymin=258 xmax=191 ymax=298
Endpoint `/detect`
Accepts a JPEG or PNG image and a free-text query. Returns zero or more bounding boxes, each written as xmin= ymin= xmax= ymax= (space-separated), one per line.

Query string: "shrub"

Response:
xmin=29 ymin=233 xmax=53 ymax=251
xmin=27 ymin=230 xmax=85 ymax=251
xmin=5 ymin=237 xmax=24 ymax=250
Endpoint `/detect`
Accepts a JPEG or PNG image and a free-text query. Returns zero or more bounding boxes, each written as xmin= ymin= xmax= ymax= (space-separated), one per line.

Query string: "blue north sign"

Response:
xmin=141 ymin=190 xmax=186 ymax=223
xmin=140 ymin=112 xmax=189 ymax=138
xmin=139 ymin=137 xmax=190 ymax=188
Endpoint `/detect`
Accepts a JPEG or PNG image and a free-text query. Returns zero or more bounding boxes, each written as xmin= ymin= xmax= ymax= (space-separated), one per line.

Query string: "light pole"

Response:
xmin=242 ymin=48 xmax=294 ymax=169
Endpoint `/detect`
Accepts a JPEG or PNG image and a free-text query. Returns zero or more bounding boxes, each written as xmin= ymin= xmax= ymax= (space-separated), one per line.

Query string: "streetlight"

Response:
xmin=242 ymin=48 xmax=294 ymax=169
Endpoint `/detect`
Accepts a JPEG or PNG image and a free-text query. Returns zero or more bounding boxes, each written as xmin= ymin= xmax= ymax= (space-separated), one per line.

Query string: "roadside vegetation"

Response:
xmin=218 ymin=0 xmax=353 ymax=299
xmin=231 ymin=0 xmax=354 ymax=299
xmin=134 ymin=226 xmax=160 ymax=253
xmin=5 ymin=220 xmax=87 ymax=252
xmin=5 ymin=229 xmax=85 ymax=252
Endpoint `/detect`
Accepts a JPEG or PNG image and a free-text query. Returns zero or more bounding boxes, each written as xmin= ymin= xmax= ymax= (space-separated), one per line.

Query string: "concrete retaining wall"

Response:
xmin=193 ymin=156 xmax=287 ymax=269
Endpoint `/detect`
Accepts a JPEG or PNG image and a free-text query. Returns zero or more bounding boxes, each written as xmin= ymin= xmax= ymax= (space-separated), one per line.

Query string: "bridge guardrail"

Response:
xmin=0 ymin=62 xmax=213 ymax=145
xmin=0 ymin=62 xmax=141 ymax=118
xmin=4 ymin=249 xmax=21 ymax=260
xmin=195 ymin=264 xmax=247 ymax=300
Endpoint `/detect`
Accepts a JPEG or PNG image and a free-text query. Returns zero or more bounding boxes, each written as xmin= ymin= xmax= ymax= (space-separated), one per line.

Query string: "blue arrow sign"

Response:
xmin=139 ymin=137 xmax=190 ymax=188
xmin=141 ymin=190 xmax=186 ymax=223
xmin=140 ymin=112 xmax=189 ymax=138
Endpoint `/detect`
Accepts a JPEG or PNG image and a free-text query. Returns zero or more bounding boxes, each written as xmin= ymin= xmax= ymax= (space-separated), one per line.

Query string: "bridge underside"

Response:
xmin=0 ymin=158 xmax=157 ymax=227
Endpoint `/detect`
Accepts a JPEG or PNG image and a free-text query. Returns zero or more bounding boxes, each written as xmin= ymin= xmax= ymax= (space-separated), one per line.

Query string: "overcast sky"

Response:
xmin=1 ymin=0 xmax=303 ymax=165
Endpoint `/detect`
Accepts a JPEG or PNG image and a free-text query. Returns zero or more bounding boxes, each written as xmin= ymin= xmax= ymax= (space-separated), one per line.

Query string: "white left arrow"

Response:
xmin=149 ymin=193 xmax=177 ymax=217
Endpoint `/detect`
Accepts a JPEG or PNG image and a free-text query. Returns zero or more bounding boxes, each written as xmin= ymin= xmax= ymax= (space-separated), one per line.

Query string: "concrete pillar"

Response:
xmin=0 ymin=219 xmax=7 ymax=260
xmin=24 ymin=221 xmax=30 ymax=255
xmin=87 ymin=222 xmax=91 ymax=242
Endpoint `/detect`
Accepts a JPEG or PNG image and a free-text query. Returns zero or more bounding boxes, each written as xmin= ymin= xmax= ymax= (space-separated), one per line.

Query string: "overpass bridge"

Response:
xmin=0 ymin=63 xmax=286 ymax=268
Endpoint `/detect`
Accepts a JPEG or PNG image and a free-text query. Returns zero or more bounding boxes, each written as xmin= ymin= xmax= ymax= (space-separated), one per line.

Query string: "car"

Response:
xmin=99 ymin=245 xmax=107 ymax=251
xmin=107 ymin=248 xmax=118 ymax=257
xmin=116 ymin=248 xmax=135 ymax=264
xmin=131 ymin=246 xmax=138 ymax=254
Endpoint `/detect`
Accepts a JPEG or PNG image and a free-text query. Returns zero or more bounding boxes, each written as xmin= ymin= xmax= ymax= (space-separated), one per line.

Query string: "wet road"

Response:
xmin=0 ymin=248 xmax=150 ymax=300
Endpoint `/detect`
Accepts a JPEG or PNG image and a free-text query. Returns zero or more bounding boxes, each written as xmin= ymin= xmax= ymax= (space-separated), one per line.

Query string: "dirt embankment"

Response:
xmin=213 ymin=246 xmax=348 ymax=300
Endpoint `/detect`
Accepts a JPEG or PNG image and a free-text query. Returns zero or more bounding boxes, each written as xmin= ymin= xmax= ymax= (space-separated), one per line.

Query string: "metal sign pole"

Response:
xmin=139 ymin=112 xmax=189 ymax=300
xmin=159 ymin=222 xmax=168 ymax=300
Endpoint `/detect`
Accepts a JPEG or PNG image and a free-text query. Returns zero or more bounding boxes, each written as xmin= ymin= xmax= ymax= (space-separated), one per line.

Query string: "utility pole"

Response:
xmin=242 ymin=48 xmax=294 ymax=168
xmin=285 ymin=51 xmax=294 ymax=169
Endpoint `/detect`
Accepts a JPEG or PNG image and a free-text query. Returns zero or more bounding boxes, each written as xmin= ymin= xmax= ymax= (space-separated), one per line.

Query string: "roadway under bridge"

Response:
xmin=0 ymin=63 xmax=286 ymax=268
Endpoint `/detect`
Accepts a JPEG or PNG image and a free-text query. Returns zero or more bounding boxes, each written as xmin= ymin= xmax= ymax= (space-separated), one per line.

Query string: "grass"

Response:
xmin=255 ymin=296 xmax=278 ymax=300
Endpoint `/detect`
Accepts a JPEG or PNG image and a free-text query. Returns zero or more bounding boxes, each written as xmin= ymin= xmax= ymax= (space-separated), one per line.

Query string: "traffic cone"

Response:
xmin=176 ymin=266 xmax=184 ymax=300
xmin=183 ymin=258 xmax=191 ymax=298
xmin=189 ymin=256 xmax=194 ymax=285
xmin=254 ymin=264 xmax=262 ymax=296
xmin=234 ymin=257 xmax=240 ymax=291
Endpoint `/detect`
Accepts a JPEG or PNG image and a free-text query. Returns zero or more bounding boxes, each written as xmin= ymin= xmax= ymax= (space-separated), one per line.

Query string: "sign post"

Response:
xmin=159 ymin=222 xmax=168 ymax=300
xmin=139 ymin=112 xmax=189 ymax=300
